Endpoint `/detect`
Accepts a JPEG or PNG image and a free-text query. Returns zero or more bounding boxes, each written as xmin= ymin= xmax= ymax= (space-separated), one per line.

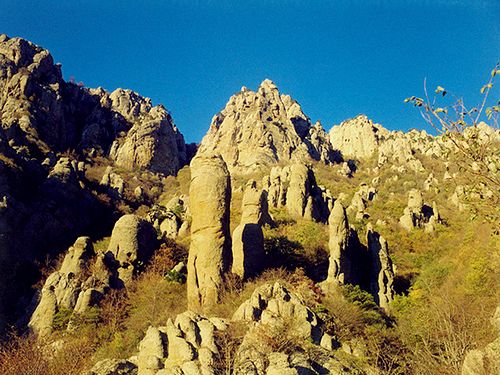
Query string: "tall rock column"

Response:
xmin=326 ymin=201 xmax=351 ymax=284
xmin=232 ymin=180 xmax=266 ymax=279
xmin=366 ymin=224 xmax=395 ymax=309
xmin=187 ymin=154 xmax=232 ymax=311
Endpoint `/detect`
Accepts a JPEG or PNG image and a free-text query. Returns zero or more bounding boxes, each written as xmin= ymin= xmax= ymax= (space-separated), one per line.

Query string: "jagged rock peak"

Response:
xmin=0 ymin=34 xmax=188 ymax=175
xmin=197 ymin=79 xmax=338 ymax=174
xmin=329 ymin=115 xmax=388 ymax=159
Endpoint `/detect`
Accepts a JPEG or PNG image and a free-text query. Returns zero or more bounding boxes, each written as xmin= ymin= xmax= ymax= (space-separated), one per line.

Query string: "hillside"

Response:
xmin=0 ymin=36 xmax=499 ymax=375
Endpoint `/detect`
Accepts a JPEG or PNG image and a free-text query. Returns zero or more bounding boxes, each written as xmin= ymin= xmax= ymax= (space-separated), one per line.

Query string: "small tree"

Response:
xmin=405 ymin=63 xmax=500 ymax=218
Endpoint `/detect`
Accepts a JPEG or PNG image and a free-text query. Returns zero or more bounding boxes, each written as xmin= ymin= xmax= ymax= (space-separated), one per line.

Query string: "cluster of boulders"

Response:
xmin=29 ymin=215 xmax=157 ymax=337
xmin=197 ymin=79 xmax=339 ymax=174
xmin=399 ymin=189 xmax=441 ymax=232
xmin=147 ymin=195 xmax=190 ymax=240
xmin=346 ymin=182 xmax=377 ymax=220
xmin=263 ymin=164 xmax=333 ymax=223
xmin=89 ymin=282 xmax=367 ymax=375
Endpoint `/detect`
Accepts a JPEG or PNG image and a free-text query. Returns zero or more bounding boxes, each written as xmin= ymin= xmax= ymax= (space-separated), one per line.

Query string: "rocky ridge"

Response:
xmin=197 ymin=79 xmax=339 ymax=174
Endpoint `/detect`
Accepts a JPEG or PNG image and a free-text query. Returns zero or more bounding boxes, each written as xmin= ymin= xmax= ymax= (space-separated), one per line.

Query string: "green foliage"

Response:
xmin=164 ymin=269 xmax=186 ymax=283
xmin=52 ymin=307 xmax=72 ymax=331
xmin=341 ymin=284 xmax=386 ymax=327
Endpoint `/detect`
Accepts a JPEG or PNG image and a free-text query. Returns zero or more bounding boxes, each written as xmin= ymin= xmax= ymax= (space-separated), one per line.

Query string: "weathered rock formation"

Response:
xmin=29 ymin=214 xmax=158 ymax=338
xmin=187 ymin=154 xmax=231 ymax=311
xmin=326 ymin=201 xmax=352 ymax=285
xmin=329 ymin=115 xmax=386 ymax=159
xmin=107 ymin=89 xmax=188 ymax=175
xmin=232 ymin=180 xmax=266 ymax=279
xmin=197 ymin=79 xmax=338 ymax=174
xmin=91 ymin=283 xmax=372 ymax=374
xmin=100 ymin=166 xmax=125 ymax=198
xmin=0 ymin=34 xmax=188 ymax=329
xmin=89 ymin=311 xmax=228 ymax=375
xmin=399 ymin=189 xmax=441 ymax=232
xmin=232 ymin=282 xmax=352 ymax=374
xmin=329 ymin=114 xmax=429 ymax=172
xmin=107 ymin=214 xmax=157 ymax=285
xmin=366 ymin=224 xmax=395 ymax=309
xmin=262 ymin=163 xmax=332 ymax=223
xmin=324 ymin=203 xmax=395 ymax=309
xmin=29 ymin=237 xmax=98 ymax=337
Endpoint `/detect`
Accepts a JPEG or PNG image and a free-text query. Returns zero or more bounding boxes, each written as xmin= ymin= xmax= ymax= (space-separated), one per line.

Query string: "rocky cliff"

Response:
xmin=0 ymin=35 xmax=190 ymax=329
xmin=197 ymin=79 xmax=339 ymax=174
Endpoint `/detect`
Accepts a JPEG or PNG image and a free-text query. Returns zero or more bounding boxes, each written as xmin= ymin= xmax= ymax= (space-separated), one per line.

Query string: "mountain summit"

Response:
xmin=197 ymin=79 xmax=338 ymax=173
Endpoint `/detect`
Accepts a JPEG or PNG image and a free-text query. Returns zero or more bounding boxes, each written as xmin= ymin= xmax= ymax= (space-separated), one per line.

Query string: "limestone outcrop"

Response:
xmin=232 ymin=180 xmax=266 ymax=279
xmin=323 ymin=205 xmax=396 ymax=309
xmin=91 ymin=284 xmax=370 ymax=374
xmin=329 ymin=115 xmax=386 ymax=159
xmin=326 ymin=201 xmax=352 ymax=285
xmin=197 ymin=79 xmax=338 ymax=174
xmin=107 ymin=214 xmax=157 ymax=285
xmin=29 ymin=214 xmax=158 ymax=337
xmin=0 ymin=34 xmax=189 ymax=328
xmin=262 ymin=164 xmax=332 ymax=223
xmin=232 ymin=282 xmax=354 ymax=374
xmin=187 ymin=154 xmax=232 ymax=311
xmin=100 ymin=166 xmax=125 ymax=198
xmin=29 ymin=237 xmax=100 ymax=337
xmin=329 ymin=115 xmax=428 ymax=172
xmin=399 ymin=189 xmax=441 ymax=232
xmin=108 ymin=89 xmax=187 ymax=175
xmin=0 ymin=34 xmax=187 ymax=173
xmin=366 ymin=224 xmax=395 ymax=309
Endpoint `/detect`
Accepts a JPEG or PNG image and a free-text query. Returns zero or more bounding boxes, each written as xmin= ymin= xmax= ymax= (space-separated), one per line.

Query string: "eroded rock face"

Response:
xmin=326 ymin=201 xmax=352 ymax=285
xmin=263 ymin=163 xmax=332 ymax=223
xmin=187 ymin=154 xmax=232 ymax=311
xmin=29 ymin=237 xmax=98 ymax=337
xmin=399 ymin=189 xmax=441 ymax=232
xmin=0 ymin=34 xmax=189 ymax=329
xmin=232 ymin=180 xmax=266 ymax=279
xmin=107 ymin=214 xmax=158 ymax=285
xmin=329 ymin=115 xmax=386 ymax=159
xmin=232 ymin=282 xmax=356 ymax=374
xmin=108 ymin=89 xmax=187 ymax=175
xmin=366 ymin=224 xmax=395 ymax=309
xmin=329 ymin=114 xmax=428 ymax=172
xmin=197 ymin=79 xmax=337 ymax=174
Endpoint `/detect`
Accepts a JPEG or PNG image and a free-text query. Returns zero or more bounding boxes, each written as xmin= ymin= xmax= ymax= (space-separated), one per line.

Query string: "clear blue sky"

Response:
xmin=1 ymin=0 xmax=499 ymax=143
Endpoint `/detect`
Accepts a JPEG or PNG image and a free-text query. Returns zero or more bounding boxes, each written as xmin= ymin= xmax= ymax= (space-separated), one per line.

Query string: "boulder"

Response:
xmin=107 ymin=214 xmax=157 ymax=285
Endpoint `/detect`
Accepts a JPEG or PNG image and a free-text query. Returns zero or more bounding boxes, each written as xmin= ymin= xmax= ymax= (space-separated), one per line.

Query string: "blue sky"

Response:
xmin=1 ymin=0 xmax=499 ymax=143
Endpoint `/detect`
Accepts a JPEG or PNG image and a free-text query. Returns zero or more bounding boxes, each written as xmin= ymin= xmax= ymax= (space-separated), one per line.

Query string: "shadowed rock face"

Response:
xmin=196 ymin=79 xmax=338 ymax=174
xmin=0 ymin=35 xmax=188 ymax=173
xmin=187 ymin=154 xmax=232 ymax=311
xmin=0 ymin=34 xmax=190 ymax=330
xmin=366 ymin=224 xmax=395 ymax=309
xmin=232 ymin=180 xmax=267 ymax=280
